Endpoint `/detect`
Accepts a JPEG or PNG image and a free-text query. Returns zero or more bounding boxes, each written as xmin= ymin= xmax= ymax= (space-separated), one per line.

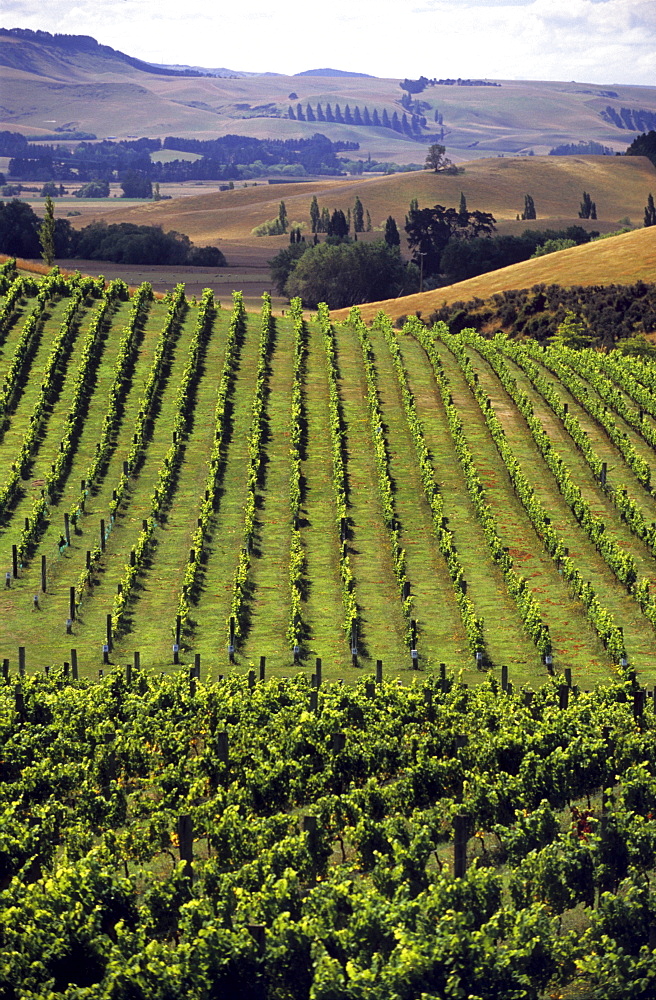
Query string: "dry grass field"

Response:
xmin=50 ymin=154 xmax=656 ymax=244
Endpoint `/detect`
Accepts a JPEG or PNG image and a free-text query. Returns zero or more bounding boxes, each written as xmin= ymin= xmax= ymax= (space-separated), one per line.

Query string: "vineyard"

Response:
xmin=2 ymin=262 xmax=656 ymax=684
xmin=4 ymin=262 xmax=656 ymax=994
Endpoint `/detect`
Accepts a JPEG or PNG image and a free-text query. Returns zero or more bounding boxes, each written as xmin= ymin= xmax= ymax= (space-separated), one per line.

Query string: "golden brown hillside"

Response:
xmin=65 ymin=154 xmax=656 ymax=248
xmin=331 ymin=225 xmax=656 ymax=324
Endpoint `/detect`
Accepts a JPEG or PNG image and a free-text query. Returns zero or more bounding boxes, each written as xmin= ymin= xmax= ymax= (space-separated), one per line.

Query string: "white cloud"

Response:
xmin=2 ymin=0 xmax=655 ymax=82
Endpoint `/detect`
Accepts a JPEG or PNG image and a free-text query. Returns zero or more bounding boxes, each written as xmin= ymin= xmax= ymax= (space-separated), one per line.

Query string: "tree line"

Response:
xmin=1 ymin=131 xmax=359 ymax=184
xmin=0 ymin=200 xmax=225 ymax=266
xmin=286 ymin=102 xmax=441 ymax=142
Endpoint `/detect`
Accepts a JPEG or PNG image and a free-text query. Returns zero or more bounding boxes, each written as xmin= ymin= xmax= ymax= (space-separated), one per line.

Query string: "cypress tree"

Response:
xmin=384 ymin=215 xmax=400 ymax=246
xmin=579 ymin=191 xmax=597 ymax=219
xmin=372 ymin=109 xmax=381 ymax=127
xmin=316 ymin=103 xmax=325 ymax=122
xmin=644 ymin=193 xmax=656 ymax=227
xmin=278 ymin=200 xmax=288 ymax=233
xmin=354 ymin=106 xmax=363 ymax=126
xmin=363 ymin=107 xmax=371 ymax=126
xmin=306 ymin=104 xmax=315 ymax=122
xmin=522 ymin=194 xmax=536 ymax=220
xmin=288 ymin=106 xmax=296 ymax=119
xmin=296 ymin=103 xmax=305 ymax=121
xmin=353 ymin=196 xmax=365 ymax=233
xmin=334 ymin=104 xmax=344 ymax=124
xmin=382 ymin=109 xmax=390 ymax=129
xmin=310 ymin=195 xmax=320 ymax=233
xmin=344 ymin=105 xmax=353 ymax=124
xmin=39 ymin=195 xmax=56 ymax=266
xmin=325 ymin=103 xmax=334 ymax=122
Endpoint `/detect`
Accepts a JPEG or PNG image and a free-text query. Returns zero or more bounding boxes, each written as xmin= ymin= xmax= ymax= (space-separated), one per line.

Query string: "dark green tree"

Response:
xmin=39 ymin=195 xmax=56 ymax=266
xmin=285 ymin=240 xmax=408 ymax=308
xmin=120 ymin=170 xmax=152 ymax=199
xmin=579 ymin=192 xmax=597 ymax=219
xmin=0 ymin=199 xmax=40 ymax=257
xmin=268 ymin=242 xmax=308 ymax=294
xmin=522 ymin=194 xmax=537 ymax=220
xmin=353 ymin=196 xmax=365 ymax=233
xmin=644 ymin=193 xmax=656 ymax=227
xmin=329 ymin=209 xmax=349 ymax=238
xmin=74 ymin=180 xmax=109 ymax=198
xmin=458 ymin=191 xmax=468 ymax=222
xmin=278 ymin=200 xmax=288 ymax=233
xmin=626 ymin=130 xmax=656 ymax=167
xmin=310 ymin=195 xmax=320 ymax=234
xmin=425 ymin=143 xmax=451 ymax=172
xmin=405 ymin=203 xmax=496 ymax=276
xmin=306 ymin=104 xmax=315 ymax=122
xmin=384 ymin=215 xmax=400 ymax=246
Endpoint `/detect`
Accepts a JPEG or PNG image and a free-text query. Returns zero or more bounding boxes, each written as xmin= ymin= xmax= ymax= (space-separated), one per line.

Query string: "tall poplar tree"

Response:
xmin=310 ymin=195 xmax=320 ymax=234
xmin=39 ymin=195 xmax=56 ymax=266
xmin=353 ymin=196 xmax=365 ymax=233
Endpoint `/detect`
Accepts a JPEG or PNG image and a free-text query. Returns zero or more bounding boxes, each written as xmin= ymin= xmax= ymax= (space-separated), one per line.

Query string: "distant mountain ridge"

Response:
xmin=0 ymin=27 xmax=202 ymax=77
xmin=294 ymin=68 xmax=376 ymax=78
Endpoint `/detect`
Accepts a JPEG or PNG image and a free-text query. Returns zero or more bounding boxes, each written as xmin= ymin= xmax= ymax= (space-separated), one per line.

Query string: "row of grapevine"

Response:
xmin=348 ymin=308 xmax=414 ymax=648
xmin=68 ymin=281 xmax=154 ymax=526
xmin=72 ymin=285 xmax=186 ymax=606
xmin=399 ymin=316 xmax=551 ymax=657
xmin=436 ymin=326 xmax=628 ymax=666
xmin=500 ymin=337 xmax=656 ymax=560
xmin=0 ymin=271 xmax=72 ymax=515
xmin=528 ymin=340 xmax=652 ymax=489
xmin=317 ymin=303 xmax=359 ymax=647
xmin=228 ymin=293 xmax=273 ymax=648
xmin=176 ymin=291 xmax=246 ymax=641
xmin=111 ymin=287 xmax=214 ymax=635
xmin=287 ymin=297 xmax=308 ymax=652
xmin=466 ymin=331 xmax=656 ymax=631
xmin=16 ymin=279 xmax=122 ymax=562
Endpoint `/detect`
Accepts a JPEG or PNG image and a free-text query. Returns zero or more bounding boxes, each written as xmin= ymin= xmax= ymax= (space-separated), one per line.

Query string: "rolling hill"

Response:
xmin=3 ymin=28 xmax=656 ymax=162
xmin=333 ymin=224 xmax=656 ymax=325
xmin=61 ymin=152 xmax=656 ymax=243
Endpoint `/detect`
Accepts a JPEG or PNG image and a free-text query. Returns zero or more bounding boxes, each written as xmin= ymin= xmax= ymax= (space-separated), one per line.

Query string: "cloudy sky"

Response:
xmin=3 ymin=0 xmax=655 ymax=85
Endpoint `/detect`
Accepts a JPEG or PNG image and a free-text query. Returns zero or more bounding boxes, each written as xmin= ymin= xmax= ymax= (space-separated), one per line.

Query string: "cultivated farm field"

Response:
xmin=3 ymin=260 xmax=656 ymax=691
xmin=7 ymin=260 xmax=656 ymax=1000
